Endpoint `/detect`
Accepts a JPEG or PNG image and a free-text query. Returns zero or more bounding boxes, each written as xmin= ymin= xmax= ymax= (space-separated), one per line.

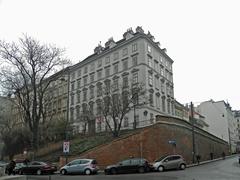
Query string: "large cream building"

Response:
xmin=68 ymin=27 xmax=175 ymax=133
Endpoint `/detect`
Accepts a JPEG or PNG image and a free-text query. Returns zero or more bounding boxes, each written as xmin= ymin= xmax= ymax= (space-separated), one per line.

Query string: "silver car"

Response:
xmin=153 ymin=155 xmax=186 ymax=172
xmin=60 ymin=159 xmax=98 ymax=175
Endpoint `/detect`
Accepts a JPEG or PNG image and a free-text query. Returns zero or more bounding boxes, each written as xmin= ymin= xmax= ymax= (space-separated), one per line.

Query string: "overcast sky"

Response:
xmin=0 ymin=0 xmax=239 ymax=110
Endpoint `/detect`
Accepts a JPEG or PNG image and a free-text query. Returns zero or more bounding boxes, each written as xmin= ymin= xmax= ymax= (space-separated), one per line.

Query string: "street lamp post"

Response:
xmin=60 ymin=67 xmax=71 ymax=164
xmin=190 ymin=102 xmax=196 ymax=163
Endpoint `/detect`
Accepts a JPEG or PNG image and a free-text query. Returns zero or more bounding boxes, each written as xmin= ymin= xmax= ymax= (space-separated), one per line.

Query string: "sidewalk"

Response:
xmin=187 ymin=154 xmax=237 ymax=168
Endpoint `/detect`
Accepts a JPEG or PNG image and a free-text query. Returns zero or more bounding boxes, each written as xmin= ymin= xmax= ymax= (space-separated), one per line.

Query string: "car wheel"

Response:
xmin=158 ymin=166 xmax=164 ymax=172
xmin=36 ymin=169 xmax=42 ymax=175
xmin=138 ymin=167 xmax=145 ymax=173
xmin=110 ymin=168 xmax=117 ymax=175
xmin=84 ymin=169 xmax=92 ymax=175
xmin=179 ymin=164 xmax=186 ymax=170
xmin=60 ymin=169 xmax=67 ymax=175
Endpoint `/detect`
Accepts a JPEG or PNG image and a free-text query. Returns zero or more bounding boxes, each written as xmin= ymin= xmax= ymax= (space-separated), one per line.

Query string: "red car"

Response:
xmin=18 ymin=161 xmax=57 ymax=175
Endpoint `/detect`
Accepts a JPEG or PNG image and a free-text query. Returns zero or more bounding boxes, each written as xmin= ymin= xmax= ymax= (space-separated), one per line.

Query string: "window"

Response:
xmin=105 ymin=80 xmax=111 ymax=94
xmin=156 ymin=95 xmax=160 ymax=109
xmin=160 ymin=67 xmax=164 ymax=76
xmin=159 ymin=56 xmax=163 ymax=63
xmin=162 ymin=96 xmax=166 ymax=112
xmin=124 ymin=117 xmax=129 ymax=127
xmin=132 ymin=43 xmax=137 ymax=52
xmin=148 ymin=57 xmax=152 ymax=68
xmin=121 ymin=160 xmax=131 ymax=166
xmin=70 ymin=108 xmax=74 ymax=121
xmin=97 ymin=70 xmax=102 ymax=80
xmin=71 ymin=72 xmax=76 ymax=80
xmin=122 ymin=48 xmax=128 ymax=56
xmin=77 ymin=79 xmax=81 ymax=89
xmin=161 ymin=82 xmax=165 ymax=92
xmin=154 ymin=60 xmax=158 ymax=71
xmin=123 ymin=76 xmax=128 ymax=88
xmin=97 ymin=121 xmax=102 ymax=132
xmin=132 ymin=55 xmax=138 ymax=66
xmin=149 ymin=93 xmax=154 ymax=106
xmin=90 ymin=74 xmax=95 ymax=82
xmin=71 ymin=82 xmax=75 ymax=91
xmin=84 ymin=65 xmax=88 ymax=74
xmin=155 ymin=77 xmax=159 ymax=89
xmin=167 ymin=99 xmax=171 ymax=114
xmin=114 ymin=52 xmax=119 ymax=60
xmin=83 ymin=90 xmax=87 ymax=101
xmin=83 ymin=76 xmax=87 ymax=85
xmin=76 ymin=106 xmax=80 ymax=119
xmin=77 ymin=91 xmax=81 ymax=103
xmin=90 ymin=62 xmax=95 ymax=71
xmin=150 ymin=113 xmax=154 ymax=124
xmin=165 ymin=70 xmax=169 ymax=80
xmin=105 ymin=66 xmax=110 ymax=77
xmin=112 ymin=79 xmax=118 ymax=91
xmin=98 ymin=59 xmax=102 ymax=67
xmin=96 ymin=101 xmax=102 ymax=115
xmin=135 ymin=115 xmax=139 ymax=126
xmin=97 ymin=84 xmax=102 ymax=97
xmin=147 ymin=44 xmax=152 ymax=53
xmin=148 ymin=73 xmax=153 ymax=86
xmin=123 ymin=60 xmax=128 ymax=70
xmin=71 ymin=94 xmax=74 ymax=105
xmin=132 ymin=72 xmax=138 ymax=84
xmin=105 ymin=56 xmax=110 ymax=64
xmin=113 ymin=63 xmax=118 ymax=73
xmin=90 ymin=87 xmax=94 ymax=99
xmin=77 ymin=69 xmax=81 ymax=77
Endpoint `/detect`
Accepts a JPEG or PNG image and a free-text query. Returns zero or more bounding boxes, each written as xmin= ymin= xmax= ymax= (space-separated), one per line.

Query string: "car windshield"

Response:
xmin=155 ymin=155 xmax=169 ymax=162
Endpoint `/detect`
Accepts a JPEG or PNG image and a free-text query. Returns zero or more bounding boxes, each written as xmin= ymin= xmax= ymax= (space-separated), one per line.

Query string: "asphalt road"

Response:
xmin=13 ymin=156 xmax=240 ymax=180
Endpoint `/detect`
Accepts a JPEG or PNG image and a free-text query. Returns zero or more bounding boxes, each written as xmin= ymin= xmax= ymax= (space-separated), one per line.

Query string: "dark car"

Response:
xmin=18 ymin=161 xmax=57 ymax=175
xmin=104 ymin=158 xmax=151 ymax=175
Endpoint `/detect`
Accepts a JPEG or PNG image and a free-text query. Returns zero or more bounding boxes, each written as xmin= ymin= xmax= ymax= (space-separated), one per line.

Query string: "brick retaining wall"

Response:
xmin=59 ymin=115 xmax=229 ymax=169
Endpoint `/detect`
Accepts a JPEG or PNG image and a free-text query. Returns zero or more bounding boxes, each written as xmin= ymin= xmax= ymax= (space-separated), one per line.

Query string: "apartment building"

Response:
xmin=233 ymin=110 xmax=240 ymax=152
xmin=196 ymin=100 xmax=238 ymax=153
xmin=68 ymin=27 xmax=175 ymax=133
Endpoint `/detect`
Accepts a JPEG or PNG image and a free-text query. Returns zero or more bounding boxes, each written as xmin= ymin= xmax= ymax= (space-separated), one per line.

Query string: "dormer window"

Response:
xmin=105 ymin=37 xmax=116 ymax=48
xmin=123 ymin=28 xmax=134 ymax=40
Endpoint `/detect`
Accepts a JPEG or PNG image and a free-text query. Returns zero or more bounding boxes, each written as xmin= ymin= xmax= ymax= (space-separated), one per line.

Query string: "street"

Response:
xmin=22 ymin=156 xmax=240 ymax=180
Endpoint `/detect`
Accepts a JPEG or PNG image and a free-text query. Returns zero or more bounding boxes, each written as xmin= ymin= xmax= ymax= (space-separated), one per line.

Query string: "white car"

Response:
xmin=60 ymin=159 xmax=98 ymax=175
xmin=153 ymin=154 xmax=186 ymax=172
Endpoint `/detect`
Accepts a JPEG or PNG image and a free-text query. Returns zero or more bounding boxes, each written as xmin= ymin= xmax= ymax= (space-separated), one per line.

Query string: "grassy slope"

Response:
xmin=36 ymin=130 xmax=139 ymax=163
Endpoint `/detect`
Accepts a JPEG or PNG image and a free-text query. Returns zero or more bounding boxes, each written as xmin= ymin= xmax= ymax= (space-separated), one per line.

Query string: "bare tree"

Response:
xmin=98 ymin=81 xmax=147 ymax=137
xmin=0 ymin=35 xmax=70 ymax=151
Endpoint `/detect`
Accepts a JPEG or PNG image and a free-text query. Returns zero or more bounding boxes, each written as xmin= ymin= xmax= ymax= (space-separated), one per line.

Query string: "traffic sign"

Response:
xmin=168 ymin=140 xmax=176 ymax=145
xmin=63 ymin=141 xmax=70 ymax=153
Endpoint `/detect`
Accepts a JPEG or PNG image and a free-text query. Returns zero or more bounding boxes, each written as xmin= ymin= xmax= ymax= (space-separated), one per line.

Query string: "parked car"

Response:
xmin=18 ymin=161 xmax=57 ymax=175
xmin=152 ymin=154 xmax=186 ymax=172
xmin=12 ymin=159 xmax=28 ymax=175
xmin=60 ymin=159 xmax=98 ymax=175
xmin=104 ymin=158 xmax=151 ymax=175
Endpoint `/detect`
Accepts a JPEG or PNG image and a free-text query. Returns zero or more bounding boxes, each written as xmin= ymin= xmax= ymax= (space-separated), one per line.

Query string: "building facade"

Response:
xmin=233 ymin=110 xmax=240 ymax=152
xmin=68 ymin=27 xmax=175 ymax=133
xmin=196 ymin=100 xmax=238 ymax=153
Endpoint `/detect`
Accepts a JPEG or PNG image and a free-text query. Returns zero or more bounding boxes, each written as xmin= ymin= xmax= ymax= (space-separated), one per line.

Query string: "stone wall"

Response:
xmin=59 ymin=115 xmax=229 ymax=169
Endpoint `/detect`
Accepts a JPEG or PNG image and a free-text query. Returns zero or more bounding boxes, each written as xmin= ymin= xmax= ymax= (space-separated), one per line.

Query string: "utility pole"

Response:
xmin=190 ymin=102 xmax=196 ymax=163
